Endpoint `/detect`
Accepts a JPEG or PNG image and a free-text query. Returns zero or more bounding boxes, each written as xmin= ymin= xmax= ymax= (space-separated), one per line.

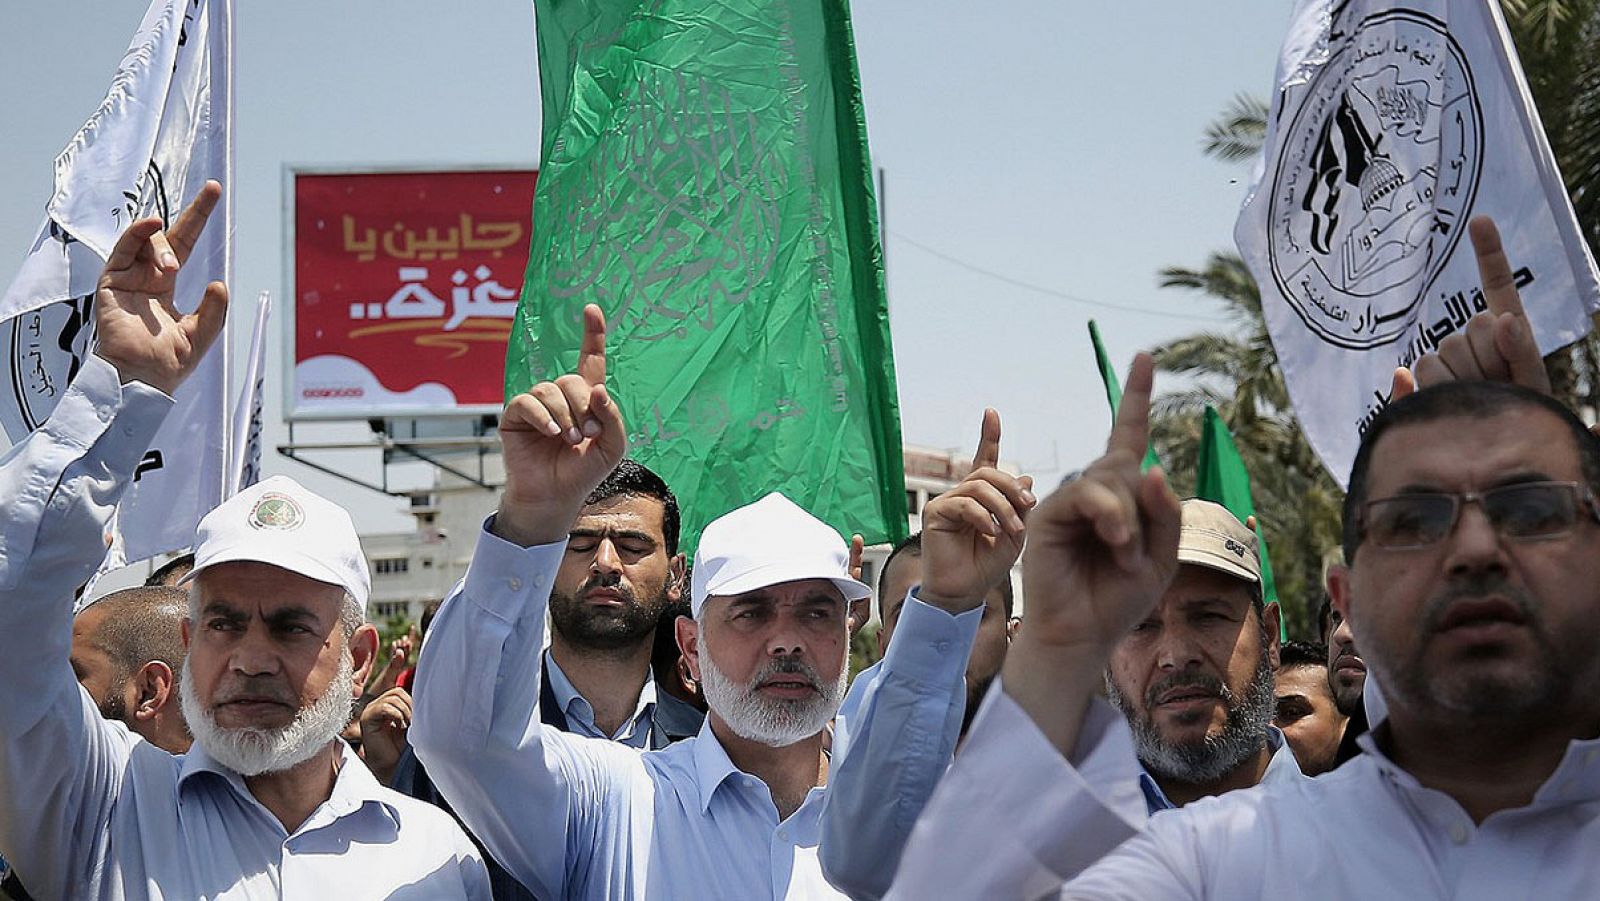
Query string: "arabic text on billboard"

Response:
xmin=292 ymin=169 xmax=537 ymax=418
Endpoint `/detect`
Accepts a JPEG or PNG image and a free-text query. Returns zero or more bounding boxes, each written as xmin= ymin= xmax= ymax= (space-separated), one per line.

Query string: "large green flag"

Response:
xmin=507 ymin=0 xmax=906 ymax=553
xmin=1087 ymin=320 xmax=1161 ymax=470
xmin=1196 ymin=405 xmax=1283 ymax=638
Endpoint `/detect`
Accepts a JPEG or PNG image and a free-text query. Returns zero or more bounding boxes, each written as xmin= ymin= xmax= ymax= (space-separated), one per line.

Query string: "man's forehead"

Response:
xmin=713 ymin=578 xmax=847 ymax=606
xmin=1160 ymin=564 xmax=1256 ymax=608
xmin=194 ymin=562 xmax=345 ymax=606
xmin=1368 ymin=408 xmax=1581 ymax=493
xmin=575 ymin=495 xmax=666 ymax=533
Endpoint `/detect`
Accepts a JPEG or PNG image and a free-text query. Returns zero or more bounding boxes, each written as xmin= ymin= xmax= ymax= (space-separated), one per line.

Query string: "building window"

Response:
xmin=906 ymin=489 xmax=920 ymax=514
xmin=374 ymin=557 xmax=409 ymax=575
xmin=373 ymin=601 xmax=409 ymax=620
xmin=859 ymin=560 xmax=875 ymax=589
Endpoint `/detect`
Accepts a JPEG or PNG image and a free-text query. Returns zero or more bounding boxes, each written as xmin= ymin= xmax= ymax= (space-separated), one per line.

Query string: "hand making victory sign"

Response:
xmin=918 ymin=408 xmax=1036 ymax=613
xmin=1001 ymin=353 xmax=1183 ymax=753
xmin=494 ymin=304 xmax=627 ymax=547
xmin=94 ymin=180 xmax=229 ymax=396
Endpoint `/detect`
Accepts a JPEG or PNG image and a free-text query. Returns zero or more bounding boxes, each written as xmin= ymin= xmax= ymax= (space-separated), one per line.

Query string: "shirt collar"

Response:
xmin=544 ymin=648 xmax=658 ymax=737
xmin=178 ymin=740 xmax=401 ymax=834
xmin=690 ymin=717 xmax=745 ymax=814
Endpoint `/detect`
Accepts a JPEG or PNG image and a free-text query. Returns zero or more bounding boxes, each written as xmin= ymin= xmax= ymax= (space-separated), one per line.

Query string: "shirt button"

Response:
xmin=935 ymin=640 xmax=951 ymax=652
xmin=1450 ymin=823 xmax=1469 ymax=844
xmin=508 ymin=577 xmax=523 ymax=591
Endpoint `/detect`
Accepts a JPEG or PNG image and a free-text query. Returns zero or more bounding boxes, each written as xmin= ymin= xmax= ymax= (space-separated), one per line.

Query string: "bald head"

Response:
xmin=72 ymin=586 xmax=191 ymax=752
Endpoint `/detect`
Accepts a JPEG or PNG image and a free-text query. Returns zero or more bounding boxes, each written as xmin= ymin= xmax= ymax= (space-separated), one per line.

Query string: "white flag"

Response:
xmin=231 ymin=292 xmax=272 ymax=495
xmin=1236 ymin=0 xmax=1600 ymax=485
xmin=1 ymin=0 xmax=234 ymax=569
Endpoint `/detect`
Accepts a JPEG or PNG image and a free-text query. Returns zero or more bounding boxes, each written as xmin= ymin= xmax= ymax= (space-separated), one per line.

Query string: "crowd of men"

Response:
xmin=0 ymin=183 xmax=1597 ymax=899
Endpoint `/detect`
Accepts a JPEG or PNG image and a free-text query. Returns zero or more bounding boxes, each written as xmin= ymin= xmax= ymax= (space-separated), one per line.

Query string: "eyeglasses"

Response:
xmin=1359 ymin=481 xmax=1600 ymax=550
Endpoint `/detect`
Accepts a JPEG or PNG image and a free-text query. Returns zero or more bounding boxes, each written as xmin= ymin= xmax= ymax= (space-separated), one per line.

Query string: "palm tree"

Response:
xmin=1148 ymin=254 xmax=1343 ymax=639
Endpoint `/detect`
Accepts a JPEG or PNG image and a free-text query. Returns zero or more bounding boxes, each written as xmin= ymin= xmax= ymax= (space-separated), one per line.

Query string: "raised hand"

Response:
xmin=94 ymin=180 xmax=229 ymax=395
xmin=1394 ymin=216 xmax=1550 ymax=401
xmin=358 ymin=686 xmax=413 ymax=786
xmin=919 ymin=409 xmax=1036 ymax=612
xmin=845 ymin=534 xmax=871 ymax=637
xmin=495 ymin=304 xmax=627 ymax=546
xmin=999 ymin=353 xmax=1182 ymax=753
xmin=1016 ymin=353 xmax=1182 ymax=653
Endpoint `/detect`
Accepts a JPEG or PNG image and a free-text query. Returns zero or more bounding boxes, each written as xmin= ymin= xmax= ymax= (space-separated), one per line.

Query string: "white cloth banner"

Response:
xmin=1236 ymin=0 xmax=1600 ymax=486
xmin=231 ymin=292 xmax=271 ymax=495
xmin=1 ymin=0 xmax=233 ymax=570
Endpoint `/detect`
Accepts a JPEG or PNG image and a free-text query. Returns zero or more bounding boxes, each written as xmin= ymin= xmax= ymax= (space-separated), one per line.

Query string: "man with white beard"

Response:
xmin=0 ymin=182 xmax=489 ymax=901
xmin=410 ymin=305 xmax=1033 ymax=899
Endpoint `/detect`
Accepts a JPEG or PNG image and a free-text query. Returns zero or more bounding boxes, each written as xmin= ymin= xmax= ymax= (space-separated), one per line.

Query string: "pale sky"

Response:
xmin=0 ymin=1 xmax=1292 ymax=536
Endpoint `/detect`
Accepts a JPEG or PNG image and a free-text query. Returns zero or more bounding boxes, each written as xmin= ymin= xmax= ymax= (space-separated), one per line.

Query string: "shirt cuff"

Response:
xmin=461 ymin=519 xmax=566 ymax=623
xmin=876 ymin=591 xmax=982 ymax=686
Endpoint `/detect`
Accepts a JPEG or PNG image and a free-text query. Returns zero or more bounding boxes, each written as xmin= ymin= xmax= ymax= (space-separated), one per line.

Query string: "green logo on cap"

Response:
xmin=250 ymin=494 xmax=304 ymax=530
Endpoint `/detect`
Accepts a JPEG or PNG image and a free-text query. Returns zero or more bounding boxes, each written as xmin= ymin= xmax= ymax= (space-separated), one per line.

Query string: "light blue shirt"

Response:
xmin=828 ymin=659 xmax=881 ymax=760
xmin=544 ymin=648 xmax=658 ymax=748
xmin=411 ymin=525 xmax=980 ymax=900
xmin=0 ymin=355 xmax=490 ymax=901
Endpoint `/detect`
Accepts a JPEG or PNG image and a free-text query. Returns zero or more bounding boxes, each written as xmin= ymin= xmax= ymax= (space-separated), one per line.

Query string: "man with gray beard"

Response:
xmin=0 ymin=183 xmax=489 ymax=900
xmin=410 ymin=306 xmax=1032 ymax=899
xmin=1100 ymin=499 xmax=1297 ymax=811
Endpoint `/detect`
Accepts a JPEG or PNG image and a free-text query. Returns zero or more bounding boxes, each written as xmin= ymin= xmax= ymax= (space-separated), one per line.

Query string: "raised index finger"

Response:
xmin=971 ymin=408 xmax=1002 ymax=470
xmin=1107 ymin=353 xmax=1154 ymax=458
xmin=165 ymin=180 xmax=222 ymax=266
xmin=1469 ymin=216 xmax=1526 ymax=319
xmin=577 ymin=303 xmax=608 ymax=385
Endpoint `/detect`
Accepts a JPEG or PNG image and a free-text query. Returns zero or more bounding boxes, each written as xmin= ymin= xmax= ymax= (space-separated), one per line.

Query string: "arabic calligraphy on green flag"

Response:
xmin=507 ymin=0 xmax=906 ymax=552
xmin=1196 ymin=404 xmax=1283 ymax=638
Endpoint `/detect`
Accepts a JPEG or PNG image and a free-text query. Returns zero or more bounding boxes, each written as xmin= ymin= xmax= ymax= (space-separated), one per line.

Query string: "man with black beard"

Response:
xmin=542 ymin=460 xmax=700 ymax=746
xmin=1100 ymin=499 xmax=1297 ymax=810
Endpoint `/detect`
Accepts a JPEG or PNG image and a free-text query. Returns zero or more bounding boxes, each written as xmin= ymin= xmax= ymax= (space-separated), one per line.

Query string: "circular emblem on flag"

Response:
xmin=1266 ymin=9 xmax=1484 ymax=350
xmin=249 ymin=493 xmax=305 ymax=530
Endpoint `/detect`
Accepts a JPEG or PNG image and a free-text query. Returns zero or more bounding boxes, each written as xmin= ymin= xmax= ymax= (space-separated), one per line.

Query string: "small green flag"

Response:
xmin=507 ymin=0 xmax=907 ymax=554
xmin=1087 ymin=320 xmax=1161 ymax=470
xmin=1196 ymin=405 xmax=1284 ymax=639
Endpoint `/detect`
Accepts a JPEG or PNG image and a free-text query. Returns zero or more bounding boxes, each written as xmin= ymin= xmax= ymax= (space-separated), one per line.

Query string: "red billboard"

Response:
xmin=290 ymin=168 xmax=537 ymax=418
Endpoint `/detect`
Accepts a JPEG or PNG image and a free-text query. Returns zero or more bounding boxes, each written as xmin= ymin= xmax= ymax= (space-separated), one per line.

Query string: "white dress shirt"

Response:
xmin=410 ymin=525 xmax=981 ymax=900
xmin=0 ymin=355 xmax=490 ymax=901
xmin=888 ymin=676 xmax=1600 ymax=900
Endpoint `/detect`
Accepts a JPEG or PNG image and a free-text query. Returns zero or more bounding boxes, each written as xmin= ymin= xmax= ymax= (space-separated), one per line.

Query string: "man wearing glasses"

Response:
xmin=885 ymin=351 xmax=1600 ymax=898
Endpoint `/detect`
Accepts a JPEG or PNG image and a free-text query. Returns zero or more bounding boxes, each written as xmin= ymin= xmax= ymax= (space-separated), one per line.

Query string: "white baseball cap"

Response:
xmin=182 ymin=475 xmax=371 ymax=608
xmin=691 ymin=492 xmax=872 ymax=617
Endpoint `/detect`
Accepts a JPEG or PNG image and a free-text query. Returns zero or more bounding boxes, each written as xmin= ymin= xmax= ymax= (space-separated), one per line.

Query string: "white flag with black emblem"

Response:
xmin=1236 ymin=0 xmax=1600 ymax=485
xmin=1 ymin=0 xmax=233 ymax=569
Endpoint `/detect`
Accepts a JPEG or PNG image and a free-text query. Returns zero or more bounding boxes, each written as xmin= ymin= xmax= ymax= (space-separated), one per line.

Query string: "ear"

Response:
xmin=133 ymin=661 xmax=176 ymax=721
xmin=1006 ymin=616 xmax=1021 ymax=641
xmin=667 ymin=553 xmax=687 ymax=603
xmin=1262 ymin=602 xmax=1283 ymax=670
xmin=875 ymin=626 xmax=886 ymax=659
xmin=348 ymin=624 xmax=381 ymax=696
xmin=180 ymin=617 xmax=192 ymax=650
xmin=675 ymin=614 xmax=702 ymax=684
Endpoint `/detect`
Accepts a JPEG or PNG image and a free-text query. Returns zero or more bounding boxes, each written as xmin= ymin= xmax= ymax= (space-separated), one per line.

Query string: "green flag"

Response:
xmin=507 ymin=0 xmax=906 ymax=554
xmin=1087 ymin=320 xmax=1161 ymax=470
xmin=1196 ymin=405 xmax=1283 ymax=638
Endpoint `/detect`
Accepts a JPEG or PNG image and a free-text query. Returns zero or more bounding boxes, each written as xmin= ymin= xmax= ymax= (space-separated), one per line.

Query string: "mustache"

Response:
xmin=1420 ymin=573 xmax=1538 ymax=633
xmin=749 ymin=656 xmax=823 ymax=692
xmin=579 ymin=572 xmax=635 ymax=601
xmin=211 ymin=677 xmax=298 ymax=707
xmin=1143 ymin=670 xmax=1233 ymax=708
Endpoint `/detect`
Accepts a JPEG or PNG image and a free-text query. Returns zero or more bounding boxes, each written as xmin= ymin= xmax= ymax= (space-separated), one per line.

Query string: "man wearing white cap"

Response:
xmin=0 ymin=185 xmax=489 ymax=900
xmin=411 ymin=305 xmax=1035 ymax=899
